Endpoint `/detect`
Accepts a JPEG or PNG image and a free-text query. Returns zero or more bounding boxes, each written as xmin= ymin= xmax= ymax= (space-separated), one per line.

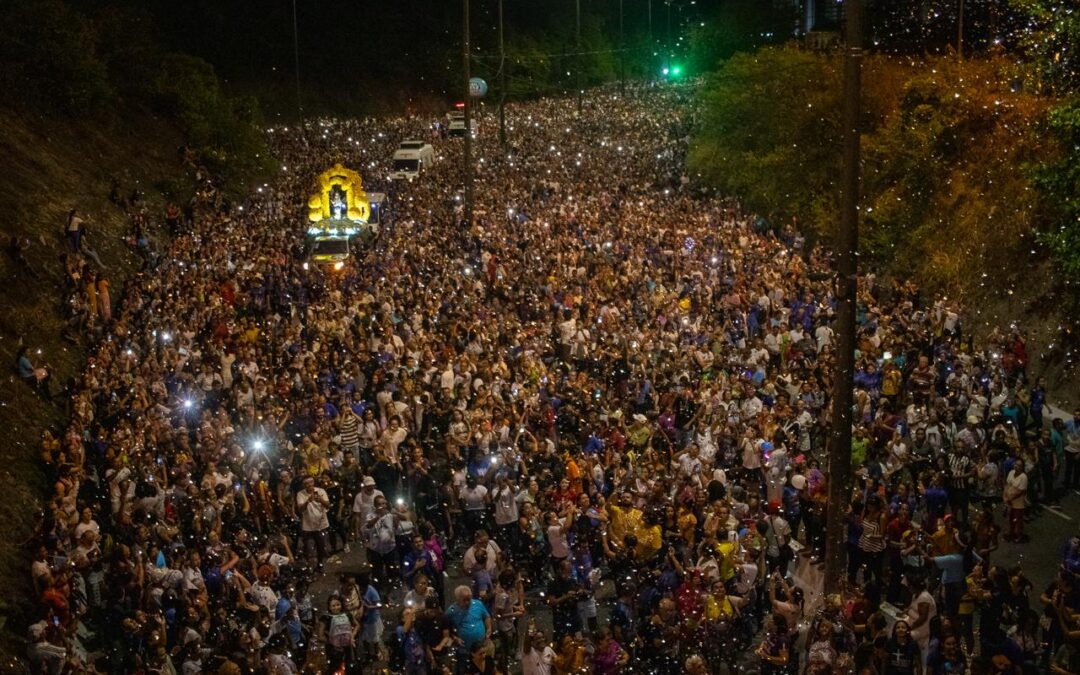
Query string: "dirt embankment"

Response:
xmin=956 ymin=259 xmax=1080 ymax=410
xmin=0 ymin=104 xmax=184 ymax=655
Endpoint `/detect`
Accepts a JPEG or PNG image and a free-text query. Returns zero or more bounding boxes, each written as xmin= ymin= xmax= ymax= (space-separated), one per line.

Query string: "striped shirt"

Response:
xmin=340 ymin=412 xmax=360 ymax=450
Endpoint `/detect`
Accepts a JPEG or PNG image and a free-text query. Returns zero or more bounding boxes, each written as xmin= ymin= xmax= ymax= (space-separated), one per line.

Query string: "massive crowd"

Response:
xmin=24 ymin=82 xmax=1080 ymax=675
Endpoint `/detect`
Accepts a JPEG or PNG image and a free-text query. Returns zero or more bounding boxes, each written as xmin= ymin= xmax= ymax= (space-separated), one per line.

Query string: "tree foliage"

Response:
xmin=153 ymin=54 xmax=274 ymax=193
xmin=0 ymin=0 xmax=112 ymax=113
xmin=0 ymin=0 xmax=272 ymax=192
xmin=688 ymin=48 xmax=842 ymax=229
xmin=1009 ymin=0 xmax=1080 ymax=279
xmin=690 ymin=48 xmax=1052 ymax=295
xmin=687 ymin=0 xmax=798 ymax=75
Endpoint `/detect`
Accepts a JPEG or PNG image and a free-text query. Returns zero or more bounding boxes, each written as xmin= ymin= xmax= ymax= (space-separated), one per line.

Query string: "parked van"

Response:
xmin=389 ymin=141 xmax=435 ymax=181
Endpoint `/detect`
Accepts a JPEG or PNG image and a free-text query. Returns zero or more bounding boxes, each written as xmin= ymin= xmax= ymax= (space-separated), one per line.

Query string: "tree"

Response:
xmin=0 ymin=0 xmax=112 ymax=113
xmin=1010 ymin=0 xmax=1080 ymax=278
xmin=154 ymin=53 xmax=274 ymax=195
xmin=688 ymin=47 xmax=843 ymax=233
xmin=688 ymin=0 xmax=797 ymax=75
xmin=691 ymin=47 xmax=1051 ymax=294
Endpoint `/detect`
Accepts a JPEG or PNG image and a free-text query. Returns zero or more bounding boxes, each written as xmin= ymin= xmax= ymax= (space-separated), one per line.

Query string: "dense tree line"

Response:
xmin=689 ymin=0 xmax=1080 ymax=294
xmin=0 ymin=0 xmax=274 ymax=194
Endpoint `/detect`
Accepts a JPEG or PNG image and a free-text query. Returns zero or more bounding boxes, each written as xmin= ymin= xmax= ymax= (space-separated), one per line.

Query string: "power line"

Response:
xmin=470 ymin=45 xmax=653 ymax=61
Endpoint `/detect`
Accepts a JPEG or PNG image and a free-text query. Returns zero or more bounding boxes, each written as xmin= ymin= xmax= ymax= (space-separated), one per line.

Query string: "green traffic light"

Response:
xmin=672 ymin=66 xmax=682 ymax=76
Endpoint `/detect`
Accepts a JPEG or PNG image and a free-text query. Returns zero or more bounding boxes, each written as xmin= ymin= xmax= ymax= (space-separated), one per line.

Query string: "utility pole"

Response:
xmin=575 ymin=0 xmax=582 ymax=114
xmin=619 ymin=0 xmax=625 ymax=95
xmin=498 ymin=0 xmax=507 ymax=149
xmin=666 ymin=0 xmax=671 ymax=57
xmin=291 ymin=0 xmax=304 ymax=126
xmin=823 ymin=0 xmax=863 ymax=596
xmin=957 ymin=0 xmax=965 ymax=60
xmin=462 ymin=0 xmax=474 ymax=228
xmin=648 ymin=0 xmax=654 ymax=79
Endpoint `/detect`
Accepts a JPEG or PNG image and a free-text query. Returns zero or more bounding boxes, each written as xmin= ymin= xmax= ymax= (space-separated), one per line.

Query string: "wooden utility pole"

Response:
xmin=463 ymin=0 xmax=474 ymax=228
xmin=576 ymin=0 xmax=582 ymax=114
xmin=957 ymin=0 xmax=965 ymax=60
xmin=292 ymin=0 xmax=304 ymax=126
xmin=823 ymin=0 xmax=863 ymax=595
xmin=498 ymin=0 xmax=507 ymax=149
xmin=619 ymin=0 xmax=625 ymax=96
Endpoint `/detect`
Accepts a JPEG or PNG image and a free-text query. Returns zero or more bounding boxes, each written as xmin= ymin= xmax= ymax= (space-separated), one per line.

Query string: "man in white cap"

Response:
xmin=352 ymin=476 xmax=384 ymax=541
xmin=957 ymin=415 xmax=985 ymax=450
xmin=296 ymin=476 xmax=331 ymax=570
xmin=28 ymin=620 xmax=67 ymax=674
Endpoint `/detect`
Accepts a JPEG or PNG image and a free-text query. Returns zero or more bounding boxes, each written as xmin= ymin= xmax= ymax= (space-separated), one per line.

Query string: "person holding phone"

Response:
xmin=296 ymin=476 xmax=332 ymax=571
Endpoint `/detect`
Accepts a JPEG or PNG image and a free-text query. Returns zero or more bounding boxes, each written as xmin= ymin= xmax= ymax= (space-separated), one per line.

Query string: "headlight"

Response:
xmin=333 ymin=261 xmax=344 ymax=271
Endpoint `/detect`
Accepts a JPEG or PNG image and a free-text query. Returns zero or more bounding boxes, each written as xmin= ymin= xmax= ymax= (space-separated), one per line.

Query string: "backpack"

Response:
xmin=328 ymin=613 xmax=354 ymax=649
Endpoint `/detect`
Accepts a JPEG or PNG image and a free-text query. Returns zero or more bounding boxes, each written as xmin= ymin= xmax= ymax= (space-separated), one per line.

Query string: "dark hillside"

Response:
xmin=0 ymin=104 xmax=184 ymax=655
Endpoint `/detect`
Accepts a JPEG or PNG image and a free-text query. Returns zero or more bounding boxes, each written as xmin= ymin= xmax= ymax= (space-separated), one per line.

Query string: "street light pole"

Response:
xmin=666 ymin=0 xmax=671 ymax=57
xmin=575 ymin=0 xmax=582 ymax=114
xmin=823 ymin=0 xmax=863 ymax=596
xmin=291 ymin=0 xmax=304 ymax=126
xmin=462 ymin=0 xmax=474 ymax=228
xmin=619 ymin=0 xmax=625 ymax=96
xmin=498 ymin=0 xmax=507 ymax=149
xmin=957 ymin=0 xmax=965 ymax=60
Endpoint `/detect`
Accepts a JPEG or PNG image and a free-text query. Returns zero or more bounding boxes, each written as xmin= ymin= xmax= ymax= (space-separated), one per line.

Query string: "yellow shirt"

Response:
xmin=678 ymin=510 xmax=697 ymax=548
xmin=706 ymin=594 xmax=736 ymax=622
xmin=717 ymin=541 xmax=738 ymax=581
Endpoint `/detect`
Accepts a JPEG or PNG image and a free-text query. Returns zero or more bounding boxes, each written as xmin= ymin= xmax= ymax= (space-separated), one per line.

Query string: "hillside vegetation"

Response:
xmin=689 ymin=47 xmax=1079 ymax=403
xmin=0 ymin=103 xmax=186 ymax=655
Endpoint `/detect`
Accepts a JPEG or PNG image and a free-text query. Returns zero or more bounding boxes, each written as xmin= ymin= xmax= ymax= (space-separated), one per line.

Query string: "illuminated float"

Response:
xmin=304 ymin=164 xmax=386 ymax=271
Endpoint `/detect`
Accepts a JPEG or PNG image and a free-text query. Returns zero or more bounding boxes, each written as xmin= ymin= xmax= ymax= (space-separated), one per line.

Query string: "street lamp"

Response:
xmin=957 ymin=0 xmax=965 ymax=60
xmin=498 ymin=0 xmax=507 ymax=148
xmin=576 ymin=0 xmax=582 ymax=114
xmin=619 ymin=0 xmax=624 ymax=96
xmin=462 ymin=0 xmax=474 ymax=228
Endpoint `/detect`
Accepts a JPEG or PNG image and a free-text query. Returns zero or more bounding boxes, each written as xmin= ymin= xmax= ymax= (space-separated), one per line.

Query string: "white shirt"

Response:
xmin=352 ymin=488 xmax=385 ymax=521
xmin=296 ymin=487 xmax=330 ymax=532
xmin=1006 ymin=470 xmax=1028 ymax=509
xmin=557 ymin=318 xmax=576 ymax=345
xmin=548 ymin=521 xmax=570 ymax=559
xmin=677 ymin=452 xmax=702 ymax=477
xmin=492 ymin=485 xmax=519 ymax=526
xmin=906 ymin=589 xmax=937 ymax=645
xmin=764 ymin=332 xmax=780 ymax=355
xmin=249 ymin=581 xmax=279 ymax=614
xmin=815 ymin=325 xmax=834 ymax=349
xmin=522 ymin=646 xmax=556 ymax=675
xmin=463 ymin=541 xmax=501 ymax=574
xmin=461 ymin=485 xmax=488 ymax=511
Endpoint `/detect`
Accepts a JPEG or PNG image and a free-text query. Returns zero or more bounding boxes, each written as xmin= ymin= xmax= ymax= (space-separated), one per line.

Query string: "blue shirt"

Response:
xmin=362 ymin=585 xmax=381 ymax=625
xmin=17 ymin=355 xmax=33 ymax=379
xmin=446 ymin=599 xmax=489 ymax=648
xmin=932 ymin=553 xmax=965 ymax=585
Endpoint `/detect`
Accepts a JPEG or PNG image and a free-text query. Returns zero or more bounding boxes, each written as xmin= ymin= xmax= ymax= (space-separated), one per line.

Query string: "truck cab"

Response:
xmin=308 ymin=236 xmax=350 ymax=271
xmin=389 ymin=141 xmax=435 ymax=181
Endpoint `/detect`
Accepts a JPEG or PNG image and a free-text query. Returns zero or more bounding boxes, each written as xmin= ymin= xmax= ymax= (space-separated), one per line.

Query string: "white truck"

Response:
xmin=447 ymin=110 xmax=476 ymax=138
xmin=389 ymin=141 xmax=435 ymax=181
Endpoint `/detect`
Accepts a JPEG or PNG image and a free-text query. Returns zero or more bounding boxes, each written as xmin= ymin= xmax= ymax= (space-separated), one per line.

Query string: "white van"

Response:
xmin=389 ymin=141 xmax=435 ymax=181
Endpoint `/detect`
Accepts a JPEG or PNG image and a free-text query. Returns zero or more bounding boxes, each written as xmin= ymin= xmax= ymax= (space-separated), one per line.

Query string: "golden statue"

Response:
xmin=307 ymin=164 xmax=370 ymax=223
